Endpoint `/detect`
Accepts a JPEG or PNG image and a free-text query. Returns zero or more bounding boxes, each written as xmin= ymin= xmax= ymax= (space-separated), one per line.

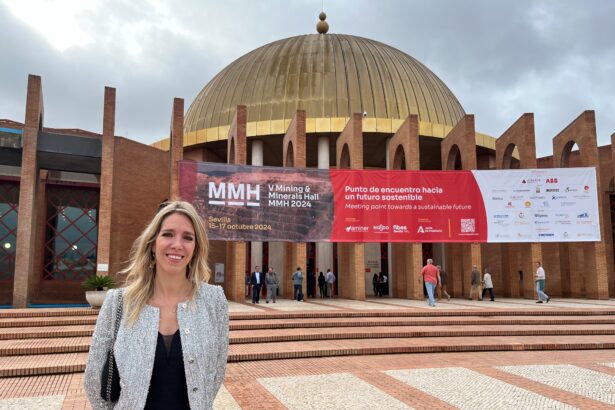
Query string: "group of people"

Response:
xmin=371 ymin=272 xmax=389 ymax=297
xmin=245 ymin=266 xmax=336 ymax=302
xmin=420 ymin=259 xmax=551 ymax=307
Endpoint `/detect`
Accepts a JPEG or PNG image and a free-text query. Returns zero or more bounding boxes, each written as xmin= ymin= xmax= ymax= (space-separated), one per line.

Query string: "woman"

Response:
xmin=84 ymin=201 xmax=229 ymax=409
xmin=372 ymin=273 xmax=379 ymax=296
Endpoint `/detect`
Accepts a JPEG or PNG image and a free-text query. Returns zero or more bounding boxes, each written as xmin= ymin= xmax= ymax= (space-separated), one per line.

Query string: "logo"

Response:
xmin=416 ymin=225 xmax=441 ymax=234
xmin=513 ymin=189 xmax=531 ymax=193
xmin=577 ymin=233 xmax=594 ymax=238
xmin=534 ymin=220 xmax=549 ymax=225
xmin=536 ymin=227 xmax=551 ymax=231
xmin=495 ymin=233 xmax=510 ymax=239
xmin=522 ymin=178 xmax=541 ymax=184
xmin=551 ymin=195 xmax=565 ymax=200
xmin=345 ymin=226 xmax=368 ymax=233
xmin=373 ymin=224 xmax=389 ymax=232
xmin=535 ymin=186 xmax=541 ymax=193
xmin=563 ymin=232 xmax=569 ymax=238
xmin=393 ymin=224 xmax=408 ymax=233
xmin=534 ymin=213 xmax=548 ymax=218
xmin=555 ymin=213 xmax=569 ymax=218
xmin=560 ymin=201 xmax=576 ymax=207
xmin=509 ymin=195 xmax=523 ymax=201
xmin=524 ymin=201 xmax=532 ymax=208
xmin=517 ymin=232 xmax=533 ymax=239
xmin=554 ymin=220 xmax=571 ymax=225
xmin=518 ymin=212 xmax=525 ymax=219
xmin=493 ymin=220 xmax=509 ymax=226
xmin=584 ymin=185 xmax=590 ymax=192
xmin=530 ymin=196 xmax=545 ymax=200
xmin=492 ymin=189 xmax=507 ymax=193
xmin=208 ymin=182 xmax=261 ymax=206
xmin=577 ymin=212 xmax=589 ymax=218
xmin=542 ymin=201 xmax=550 ymax=208
xmin=546 ymin=188 xmax=559 ymax=193
xmin=506 ymin=202 xmax=515 ymax=209
xmin=491 ymin=196 xmax=504 ymax=200
xmin=493 ymin=214 xmax=509 ymax=219
xmin=565 ymin=187 xmax=578 ymax=192
xmin=539 ymin=233 xmax=555 ymax=237
xmin=546 ymin=178 xmax=558 ymax=183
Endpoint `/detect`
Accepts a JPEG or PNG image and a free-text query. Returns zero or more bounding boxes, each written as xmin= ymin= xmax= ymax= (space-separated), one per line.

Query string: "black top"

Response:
xmin=144 ymin=330 xmax=190 ymax=410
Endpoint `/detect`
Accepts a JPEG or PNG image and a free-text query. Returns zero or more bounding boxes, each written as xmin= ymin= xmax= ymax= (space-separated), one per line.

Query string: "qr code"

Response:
xmin=461 ymin=218 xmax=475 ymax=233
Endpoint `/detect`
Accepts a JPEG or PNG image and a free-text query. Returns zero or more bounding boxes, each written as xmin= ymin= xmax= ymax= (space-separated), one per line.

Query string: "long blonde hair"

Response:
xmin=121 ymin=201 xmax=210 ymax=324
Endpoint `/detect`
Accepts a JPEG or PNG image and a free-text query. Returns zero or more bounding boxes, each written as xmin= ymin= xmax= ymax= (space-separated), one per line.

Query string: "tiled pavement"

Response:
xmin=1 ymin=297 xmax=614 ymax=409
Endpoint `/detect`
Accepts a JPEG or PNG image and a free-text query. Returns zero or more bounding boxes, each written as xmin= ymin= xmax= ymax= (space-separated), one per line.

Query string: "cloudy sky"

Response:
xmin=1 ymin=0 xmax=613 ymax=157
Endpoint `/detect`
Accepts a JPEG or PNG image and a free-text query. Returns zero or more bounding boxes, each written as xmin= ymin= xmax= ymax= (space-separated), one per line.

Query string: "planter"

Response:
xmin=85 ymin=290 xmax=108 ymax=308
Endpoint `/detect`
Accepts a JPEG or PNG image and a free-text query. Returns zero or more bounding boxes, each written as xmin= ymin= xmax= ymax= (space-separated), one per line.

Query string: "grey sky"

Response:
xmin=1 ymin=0 xmax=613 ymax=157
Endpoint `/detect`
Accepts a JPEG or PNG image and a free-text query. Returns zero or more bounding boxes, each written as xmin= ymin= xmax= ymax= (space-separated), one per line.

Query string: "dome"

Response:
xmin=183 ymin=33 xmax=466 ymax=144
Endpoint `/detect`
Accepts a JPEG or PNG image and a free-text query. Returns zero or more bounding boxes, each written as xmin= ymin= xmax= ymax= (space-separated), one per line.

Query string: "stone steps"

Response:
xmin=2 ymin=334 xmax=615 ymax=377
xmin=0 ymin=305 xmax=613 ymax=378
xmin=2 ymin=324 xmax=615 ymax=357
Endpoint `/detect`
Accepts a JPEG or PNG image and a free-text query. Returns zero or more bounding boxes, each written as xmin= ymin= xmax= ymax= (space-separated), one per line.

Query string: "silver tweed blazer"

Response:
xmin=84 ymin=283 xmax=229 ymax=409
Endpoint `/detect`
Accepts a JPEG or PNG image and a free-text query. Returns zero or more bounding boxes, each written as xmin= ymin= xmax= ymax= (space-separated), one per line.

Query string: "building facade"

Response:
xmin=1 ymin=19 xmax=614 ymax=306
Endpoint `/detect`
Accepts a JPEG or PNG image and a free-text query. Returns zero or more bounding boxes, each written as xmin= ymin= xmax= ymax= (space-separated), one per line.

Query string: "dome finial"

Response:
xmin=316 ymin=11 xmax=329 ymax=34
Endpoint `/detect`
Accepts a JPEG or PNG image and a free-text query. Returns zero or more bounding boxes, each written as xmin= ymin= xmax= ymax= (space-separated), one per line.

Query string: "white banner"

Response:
xmin=473 ymin=167 xmax=601 ymax=243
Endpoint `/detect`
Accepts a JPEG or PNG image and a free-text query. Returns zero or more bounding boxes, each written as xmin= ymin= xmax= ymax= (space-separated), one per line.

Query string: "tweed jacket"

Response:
xmin=84 ymin=284 xmax=229 ymax=409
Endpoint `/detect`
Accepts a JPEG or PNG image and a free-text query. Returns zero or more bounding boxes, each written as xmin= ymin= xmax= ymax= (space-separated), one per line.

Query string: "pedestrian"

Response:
xmin=436 ymin=265 xmax=451 ymax=301
xmin=535 ymin=261 xmax=551 ymax=303
xmin=292 ymin=267 xmax=303 ymax=301
xmin=372 ymin=273 xmax=379 ymax=296
xmin=481 ymin=268 xmax=495 ymax=301
xmin=469 ymin=265 xmax=482 ymax=301
xmin=251 ymin=265 xmax=263 ymax=304
xmin=325 ymin=269 xmax=335 ymax=298
xmin=84 ymin=201 xmax=228 ymax=409
xmin=265 ymin=267 xmax=279 ymax=303
xmin=419 ymin=259 xmax=438 ymax=307
xmin=307 ymin=268 xmax=316 ymax=298
xmin=318 ymin=271 xmax=326 ymax=298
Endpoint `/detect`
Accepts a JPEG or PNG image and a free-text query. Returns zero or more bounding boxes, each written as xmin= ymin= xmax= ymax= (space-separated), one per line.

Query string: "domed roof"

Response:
xmin=184 ymin=33 xmax=466 ymax=142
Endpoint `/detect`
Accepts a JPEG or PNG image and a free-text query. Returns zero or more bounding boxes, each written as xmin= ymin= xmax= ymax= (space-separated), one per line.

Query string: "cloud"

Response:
xmin=1 ymin=0 xmax=613 ymax=156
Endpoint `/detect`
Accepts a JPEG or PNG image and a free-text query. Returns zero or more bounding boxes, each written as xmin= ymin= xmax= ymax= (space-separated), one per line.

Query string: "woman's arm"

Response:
xmin=83 ymin=289 xmax=118 ymax=410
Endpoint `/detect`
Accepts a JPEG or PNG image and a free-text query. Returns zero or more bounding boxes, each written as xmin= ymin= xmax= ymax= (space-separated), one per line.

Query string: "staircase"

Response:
xmin=1 ymin=305 xmax=615 ymax=377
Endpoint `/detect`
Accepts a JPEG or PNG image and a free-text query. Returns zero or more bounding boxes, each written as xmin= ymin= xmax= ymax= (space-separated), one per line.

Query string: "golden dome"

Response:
xmin=182 ymin=34 xmax=467 ymax=145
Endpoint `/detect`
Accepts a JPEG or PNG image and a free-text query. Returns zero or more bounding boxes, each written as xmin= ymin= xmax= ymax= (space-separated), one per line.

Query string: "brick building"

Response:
xmin=1 ymin=17 xmax=613 ymax=306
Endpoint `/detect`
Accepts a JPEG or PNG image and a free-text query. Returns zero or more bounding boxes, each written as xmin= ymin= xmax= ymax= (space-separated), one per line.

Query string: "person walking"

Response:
xmin=325 ymin=269 xmax=335 ymax=298
xmin=251 ymin=265 xmax=263 ymax=304
xmin=481 ymin=268 xmax=495 ymax=301
xmin=372 ymin=273 xmax=379 ymax=296
xmin=436 ymin=265 xmax=451 ymax=301
xmin=419 ymin=259 xmax=438 ymax=307
xmin=318 ymin=271 xmax=326 ymax=298
xmin=535 ymin=261 xmax=551 ymax=303
xmin=265 ymin=267 xmax=279 ymax=303
xmin=292 ymin=267 xmax=303 ymax=301
xmin=469 ymin=265 xmax=482 ymax=301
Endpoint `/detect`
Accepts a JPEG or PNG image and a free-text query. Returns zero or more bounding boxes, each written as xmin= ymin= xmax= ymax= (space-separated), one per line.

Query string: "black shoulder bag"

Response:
xmin=100 ymin=290 xmax=123 ymax=402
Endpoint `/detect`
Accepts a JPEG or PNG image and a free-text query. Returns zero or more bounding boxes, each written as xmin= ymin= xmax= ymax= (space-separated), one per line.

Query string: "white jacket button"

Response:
xmin=192 ymin=387 xmax=198 ymax=392
xmin=185 ymin=328 xmax=190 ymax=334
xmin=188 ymin=358 xmax=194 ymax=363
xmin=181 ymin=303 xmax=187 ymax=309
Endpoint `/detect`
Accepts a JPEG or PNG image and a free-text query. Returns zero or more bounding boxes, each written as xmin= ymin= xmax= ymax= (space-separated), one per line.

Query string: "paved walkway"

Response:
xmin=1 ymin=297 xmax=614 ymax=409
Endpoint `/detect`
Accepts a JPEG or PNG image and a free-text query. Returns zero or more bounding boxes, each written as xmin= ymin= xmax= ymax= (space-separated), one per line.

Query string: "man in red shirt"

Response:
xmin=419 ymin=258 xmax=439 ymax=307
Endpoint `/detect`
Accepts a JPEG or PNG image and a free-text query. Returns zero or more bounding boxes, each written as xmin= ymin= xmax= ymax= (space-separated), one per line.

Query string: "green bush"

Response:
xmin=82 ymin=275 xmax=116 ymax=291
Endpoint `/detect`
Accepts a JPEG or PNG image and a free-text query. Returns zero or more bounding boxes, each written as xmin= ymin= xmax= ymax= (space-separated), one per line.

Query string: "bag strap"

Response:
xmin=110 ymin=290 xmax=123 ymax=345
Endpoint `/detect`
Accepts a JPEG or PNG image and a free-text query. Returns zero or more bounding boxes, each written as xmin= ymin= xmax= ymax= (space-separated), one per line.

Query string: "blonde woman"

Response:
xmin=84 ymin=201 xmax=229 ymax=409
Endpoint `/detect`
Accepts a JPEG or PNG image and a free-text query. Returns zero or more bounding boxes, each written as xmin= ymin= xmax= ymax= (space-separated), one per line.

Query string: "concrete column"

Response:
xmin=96 ymin=87 xmax=116 ymax=277
xmin=316 ymin=136 xmax=333 ymax=274
xmin=251 ymin=140 xmax=263 ymax=270
xmin=13 ymin=75 xmax=43 ymax=308
xmin=385 ymin=137 xmax=392 ymax=297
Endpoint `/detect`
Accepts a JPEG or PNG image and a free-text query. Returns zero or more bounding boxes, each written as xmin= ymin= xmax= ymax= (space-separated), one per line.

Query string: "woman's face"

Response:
xmin=153 ymin=212 xmax=196 ymax=277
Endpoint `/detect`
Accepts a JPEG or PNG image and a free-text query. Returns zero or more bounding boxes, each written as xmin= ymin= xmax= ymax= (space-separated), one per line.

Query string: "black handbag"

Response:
xmin=100 ymin=290 xmax=123 ymax=402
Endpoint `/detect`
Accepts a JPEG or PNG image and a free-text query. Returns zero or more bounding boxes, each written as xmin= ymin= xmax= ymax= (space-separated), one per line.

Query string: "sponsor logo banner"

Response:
xmin=180 ymin=162 xmax=600 ymax=243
